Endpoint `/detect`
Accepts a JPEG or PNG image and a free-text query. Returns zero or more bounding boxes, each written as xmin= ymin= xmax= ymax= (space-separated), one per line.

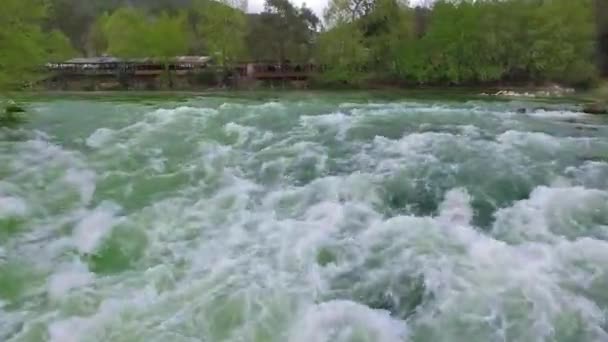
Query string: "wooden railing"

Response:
xmin=236 ymin=63 xmax=321 ymax=80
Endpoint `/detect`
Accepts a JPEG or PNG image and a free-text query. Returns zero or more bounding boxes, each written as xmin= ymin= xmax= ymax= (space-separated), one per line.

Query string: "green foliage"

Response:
xmin=315 ymin=23 xmax=369 ymax=85
xmin=152 ymin=12 xmax=191 ymax=59
xmin=87 ymin=13 xmax=110 ymax=56
xmin=0 ymin=0 xmax=603 ymax=89
xmin=104 ymin=8 xmax=189 ymax=59
xmin=0 ymin=0 xmax=76 ymax=90
xmin=196 ymin=0 xmax=247 ymax=66
xmin=104 ymin=8 xmax=153 ymax=58
xmin=45 ymin=30 xmax=78 ymax=61
xmin=247 ymin=0 xmax=320 ymax=62
xmin=102 ymin=8 xmax=190 ymax=89
xmin=319 ymin=0 xmax=598 ymax=86
xmin=399 ymin=0 xmax=596 ymax=85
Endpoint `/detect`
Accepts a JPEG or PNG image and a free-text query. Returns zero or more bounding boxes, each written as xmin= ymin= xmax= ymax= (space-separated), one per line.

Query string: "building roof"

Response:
xmin=60 ymin=56 xmax=211 ymax=65
xmin=173 ymin=56 xmax=212 ymax=64
xmin=65 ymin=57 xmax=123 ymax=64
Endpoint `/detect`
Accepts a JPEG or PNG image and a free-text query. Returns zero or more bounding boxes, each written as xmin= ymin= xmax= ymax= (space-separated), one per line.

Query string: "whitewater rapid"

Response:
xmin=1 ymin=95 xmax=608 ymax=341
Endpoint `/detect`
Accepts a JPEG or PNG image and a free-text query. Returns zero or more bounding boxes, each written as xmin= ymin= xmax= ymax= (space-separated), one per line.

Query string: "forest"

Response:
xmin=0 ymin=0 xmax=607 ymax=89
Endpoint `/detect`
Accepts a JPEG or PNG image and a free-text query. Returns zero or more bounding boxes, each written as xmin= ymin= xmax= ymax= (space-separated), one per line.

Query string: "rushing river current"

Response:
xmin=1 ymin=94 xmax=608 ymax=342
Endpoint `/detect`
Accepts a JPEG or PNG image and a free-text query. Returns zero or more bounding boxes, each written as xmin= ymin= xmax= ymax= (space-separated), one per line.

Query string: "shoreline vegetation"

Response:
xmin=1 ymin=0 xmax=608 ymax=116
xmin=1 ymin=0 xmax=607 ymax=87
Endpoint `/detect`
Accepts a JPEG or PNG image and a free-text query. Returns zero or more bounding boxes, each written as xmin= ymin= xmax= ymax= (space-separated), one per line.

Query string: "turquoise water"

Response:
xmin=1 ymin=94 xmax=608 ymax=341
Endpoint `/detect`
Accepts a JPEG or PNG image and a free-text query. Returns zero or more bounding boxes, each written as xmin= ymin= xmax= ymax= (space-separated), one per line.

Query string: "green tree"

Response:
xmin=597 ymin=0 xmax=608 ymax=76
xmin=150 ymin=11 xmax=191 ymax=87
xmin=46 ymin=0 xmax=198 ymax=54
xmin=103 ymin=8 xmax=189 ymax=88
xmin=196 ymin=0 xmax=247 ymax=66
xmin=393 ymin=0 xmax=596 ymax=86
xmin=104 ymin=8 xmax=189 ymax=59
xmin=324 ymin=0 xmax=376 ymax=25
xmin=524 ymin=0 xmax=596 ymax=85
xmin=87 ymin=13 xmax=110 ymax=56
xmin=247 ymin=0 xmax=320 ymax=62
xmin=0 ymin=0 xmax=75 ymax=90
xmin=361 ymin=0 xmax=413 ymax=75
xmin=47 ymin=0 xmax=99 ymax=54
xmin=45 ymin=30 xmax=78 ymax=62
xmin=104 ymin=8 xmax=153 ymax=58
xmin=315 ymin=23 xmax=369 ymax=85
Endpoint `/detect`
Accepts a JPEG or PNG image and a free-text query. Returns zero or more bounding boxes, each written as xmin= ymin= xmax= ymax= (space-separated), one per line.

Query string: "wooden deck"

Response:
xmin=236 ymin=63 xmax=320 ymax=80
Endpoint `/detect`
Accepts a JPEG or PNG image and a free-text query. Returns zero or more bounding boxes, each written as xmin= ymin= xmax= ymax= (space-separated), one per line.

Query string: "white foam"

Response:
xmin=72 ymin=203 xmax=120 ymax=254
xmin=351 ymin=188 xmax=608 ymax=340
xmin=63 ymin=168 xmax=96 ymax=204
xmin=148 ymin=157 xmax=167 ymax=173
xmin=256 ymin=101 xmax=284 ymax=110
xmin=48 ymin=317 xmax=91 ymax=342
xmin=146 ymin=106 xmax=199 ymax=123
xmin=225 ymin=122 xmax=257 ymax=145
xmin=289 ymin=300 xmax=408 ymax=342
xmin=0 ymin=195 xmax=28 ymax=218
xmin=497 ymin=130 xmax=563 ymax=151
xmin=527 ymin=109 xmax=586 ymax=119
xmin=493 ymin=186 xmax=608 ymax=242
xmin=300 ymin=112 xmax=354 ymax=140
xmin=48 ymin=261 xmax=94 ymax=299
xmin=86 ymin=128 xmax=115 ymax=148
xmin=4 ymin=99 xmax=608 ymax=341
xmin=301 ymin=112 xmax=352 ymax=127
xmin=438 ymin=188 xmax=474 ymax=226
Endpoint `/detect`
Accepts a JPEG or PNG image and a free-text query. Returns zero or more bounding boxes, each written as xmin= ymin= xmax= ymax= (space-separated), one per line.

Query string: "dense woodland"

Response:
xmin=0 ymin=0 xmax=607 ymax=89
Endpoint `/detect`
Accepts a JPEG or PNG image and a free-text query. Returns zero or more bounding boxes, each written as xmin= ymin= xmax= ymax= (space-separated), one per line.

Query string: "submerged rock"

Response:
xmin=4 ymin=104 xmax=26 ymax=114
xmin=515 ymin=106 xmax=568 ymax=114
xmin=582 ymin=102 xmax=608 ymax=115
xmin=516 ymin=108 xmax=527 ymax=114
xmin=1 ymin=101 xmax=27 ymax=125
xmin=326 ymin=266 xmax=430 ymax=320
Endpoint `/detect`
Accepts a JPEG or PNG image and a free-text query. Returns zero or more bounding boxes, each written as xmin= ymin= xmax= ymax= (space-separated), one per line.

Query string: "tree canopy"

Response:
xmin=0 ymin=0 xmax=605 ymax=89
xmin=246 ymin=0 xmax=320 ymax=62
xmin=318 ymin=0 xmax=598 ymax=86
xmin=103 ymin=9 xmax=190 ymax=60
xmin=0 ymin=0 xmax=75 ymax=89
xmin=196 ymin=0 xmax=247 ymax=66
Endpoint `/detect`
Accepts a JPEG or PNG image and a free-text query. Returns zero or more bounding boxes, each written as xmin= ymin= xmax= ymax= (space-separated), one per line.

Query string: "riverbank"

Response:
xmin=5 ymin=83 xmax=608 ymax=116
xmin=7 ymin=84 xmax=586 ymax=101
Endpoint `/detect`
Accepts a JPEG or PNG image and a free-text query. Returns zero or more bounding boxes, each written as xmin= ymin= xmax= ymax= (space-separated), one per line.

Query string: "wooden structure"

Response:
xmin=235 ymin=62 xmax=319 ymax=81
xmin=43 ymin=57 xmax=322 ymax=90
xmin=597 ymin=0 xmax=608 ymax=76
xmin=44 ymin=56 xmax=212 ymax=90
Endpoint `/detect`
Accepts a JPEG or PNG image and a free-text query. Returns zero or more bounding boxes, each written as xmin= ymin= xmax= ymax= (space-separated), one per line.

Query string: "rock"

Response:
xmin=532 ymin=106 xmax=554 ymax=112
xmin=495 ymin=90 xmax=535 ymax=98
xmin=582 ymin=103 xmax=608 ymax=115
xmin=1 ymin=101 xmax=27 ymax=125
xmin=4 ymin=104 xmax=26 ymax=114
xmin=316 ymin=247 xmax=337 ymax=266
xmin=575 ymin=125 xmax=600 ymax=132
xmin=515 ymin=106 xmax=559 ymax=114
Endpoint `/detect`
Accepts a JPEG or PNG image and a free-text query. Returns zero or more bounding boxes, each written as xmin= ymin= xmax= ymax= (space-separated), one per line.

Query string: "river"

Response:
xmin=1 ymin=93 xmax=608 ymax=341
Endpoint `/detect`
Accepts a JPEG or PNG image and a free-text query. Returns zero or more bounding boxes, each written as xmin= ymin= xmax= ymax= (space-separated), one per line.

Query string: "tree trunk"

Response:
xmin=597 ymin=0 xmax=608 ymax=76
xmin=164 ymin=60 xmax=173 ymax=89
